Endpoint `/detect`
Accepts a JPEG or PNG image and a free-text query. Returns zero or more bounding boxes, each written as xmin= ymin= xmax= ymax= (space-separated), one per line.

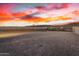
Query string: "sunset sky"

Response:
xmin=0 ymin=3 xmax=79 ymax=26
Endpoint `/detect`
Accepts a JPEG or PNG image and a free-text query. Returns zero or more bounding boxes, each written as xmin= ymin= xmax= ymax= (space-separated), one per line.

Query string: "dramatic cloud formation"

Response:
xmin=0 ymin=3 xmax=79 ymax=26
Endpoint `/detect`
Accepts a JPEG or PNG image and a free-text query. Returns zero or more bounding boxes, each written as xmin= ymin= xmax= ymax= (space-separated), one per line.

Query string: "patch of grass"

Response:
xmin=47 ymin=28 xmax=57 ymax=31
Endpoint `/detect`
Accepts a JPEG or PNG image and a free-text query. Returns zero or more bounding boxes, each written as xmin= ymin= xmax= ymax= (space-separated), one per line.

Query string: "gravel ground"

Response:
xmin=0 ymin=31 xmax=79 ymax=56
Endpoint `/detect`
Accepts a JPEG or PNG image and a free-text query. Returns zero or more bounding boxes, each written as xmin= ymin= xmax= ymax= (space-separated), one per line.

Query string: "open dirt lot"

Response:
xmin=0 ymin=31 xmax=79 ymax=56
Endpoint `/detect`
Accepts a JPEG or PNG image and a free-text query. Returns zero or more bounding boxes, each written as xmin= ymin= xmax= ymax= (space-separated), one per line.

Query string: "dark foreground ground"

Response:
xmin=0 ymin=31 xmax=79 ymax=56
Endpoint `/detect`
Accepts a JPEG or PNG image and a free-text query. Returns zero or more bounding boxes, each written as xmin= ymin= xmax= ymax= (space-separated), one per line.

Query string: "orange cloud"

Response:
xmin=22 ymin=16 xmax=72 ymax=23
xmin=0 ymin=13 xmax=13 ymax=18
xmin=12 ymin=12 xmax=27 ymax=18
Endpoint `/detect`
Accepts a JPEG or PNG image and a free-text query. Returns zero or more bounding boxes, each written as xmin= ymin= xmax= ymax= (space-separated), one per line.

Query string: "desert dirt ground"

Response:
xmin=0 ymin=31 xmax=79 ymax=56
